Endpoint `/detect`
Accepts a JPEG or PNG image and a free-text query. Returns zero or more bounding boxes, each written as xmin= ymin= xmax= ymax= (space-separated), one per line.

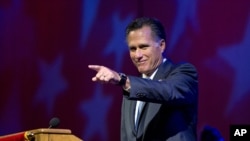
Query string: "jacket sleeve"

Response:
xmin=126 ymin=63 xmax=198 ymax=106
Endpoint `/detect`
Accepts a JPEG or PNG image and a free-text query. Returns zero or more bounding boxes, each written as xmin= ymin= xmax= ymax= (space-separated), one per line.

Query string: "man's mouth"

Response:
xmin=137 ymin=60 xmax=146 ymax=66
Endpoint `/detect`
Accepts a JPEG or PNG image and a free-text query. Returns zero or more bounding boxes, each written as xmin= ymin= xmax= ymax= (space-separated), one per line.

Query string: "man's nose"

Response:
xmin=135 ymin=49 xmax=142 ymax=58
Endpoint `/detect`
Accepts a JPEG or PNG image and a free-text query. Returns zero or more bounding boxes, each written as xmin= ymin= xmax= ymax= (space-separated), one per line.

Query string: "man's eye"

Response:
xmin=140 ymin=46 xmax=148 ymax=50
xmin=130 ymin=47 xmax=136 ymax=51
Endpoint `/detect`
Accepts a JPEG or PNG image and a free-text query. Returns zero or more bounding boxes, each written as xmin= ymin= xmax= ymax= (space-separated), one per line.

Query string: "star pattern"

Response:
xmin=218 ymin=16 xmax=250 ymax=114
xmin=103 ymin=13 xmax=133 ymax=70
xmin=168 ymin=0 xmax=199 ymax=53
xmin=34 ymin=55 xmax=68 ymax=115
xmin=80 ymin=84 xmax=113 ymax=141
xmin=80 ymin=0 xmax=100 ymax=48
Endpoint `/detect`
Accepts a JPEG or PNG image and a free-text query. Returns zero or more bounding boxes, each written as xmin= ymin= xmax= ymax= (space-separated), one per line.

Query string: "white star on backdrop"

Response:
xmin=168 ymin=0 xmax=199 ymax=53
xmin=103 ymin=13 xmax=133 ymax=70
xmin=218 ymin=16 xmax=250 ymax=115
xmin=34 ymin=55 xmax=68 ymax=115
xmin=80 ymin=0 xmax=100 ymax=48
xmin=80 ymin=84 xmax=113 ymax=141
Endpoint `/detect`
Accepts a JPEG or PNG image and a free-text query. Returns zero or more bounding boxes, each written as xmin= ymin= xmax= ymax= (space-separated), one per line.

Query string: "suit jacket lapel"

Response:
xmin=131 ymin=100 xmax=137 ymax=134
xmin=123 ymin=99 xmax=137 ymax=135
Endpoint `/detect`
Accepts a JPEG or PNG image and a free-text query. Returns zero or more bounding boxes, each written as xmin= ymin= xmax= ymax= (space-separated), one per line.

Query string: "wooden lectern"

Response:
xmin=0 ymin=128 xmax=83 ymax=141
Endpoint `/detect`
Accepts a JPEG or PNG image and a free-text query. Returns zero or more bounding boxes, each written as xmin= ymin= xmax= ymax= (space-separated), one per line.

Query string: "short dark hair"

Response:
xmin=125 ymin=17 xmax=166 ymax=41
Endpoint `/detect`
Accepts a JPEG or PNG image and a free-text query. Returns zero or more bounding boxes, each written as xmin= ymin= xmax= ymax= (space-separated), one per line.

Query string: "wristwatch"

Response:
xmin=118 ymin=73 xmax=127 ymax=86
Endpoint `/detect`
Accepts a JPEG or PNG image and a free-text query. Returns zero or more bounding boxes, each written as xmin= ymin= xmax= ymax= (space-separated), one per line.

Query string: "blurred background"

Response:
xmin=1 ymin=0 xmax=250 ymax=141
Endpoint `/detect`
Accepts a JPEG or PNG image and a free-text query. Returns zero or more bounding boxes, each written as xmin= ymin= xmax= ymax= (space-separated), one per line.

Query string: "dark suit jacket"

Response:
xmin=120 ymin=60 xmax=198 ymax=141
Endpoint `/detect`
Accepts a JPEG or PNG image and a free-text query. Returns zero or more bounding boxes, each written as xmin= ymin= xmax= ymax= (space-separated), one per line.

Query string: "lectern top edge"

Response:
xmin=27 ymin=128 xmax=72 ymax=134
xmin=0 ymin=128 xmax=83 ymax=141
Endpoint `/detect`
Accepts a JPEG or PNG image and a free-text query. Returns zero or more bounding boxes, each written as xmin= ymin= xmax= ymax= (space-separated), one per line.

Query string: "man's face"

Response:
xmin=127 ymin=26 xmax=165 ymax=76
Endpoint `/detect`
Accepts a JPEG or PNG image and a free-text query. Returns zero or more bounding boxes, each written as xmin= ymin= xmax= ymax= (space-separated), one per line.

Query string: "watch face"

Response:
xmin=120 ymin=73 xmax=126 ymax=77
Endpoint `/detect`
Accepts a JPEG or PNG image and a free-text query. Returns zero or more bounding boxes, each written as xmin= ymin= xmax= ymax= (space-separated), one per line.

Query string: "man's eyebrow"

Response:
xmin=139 ymin=44 xmax=149 ymax=47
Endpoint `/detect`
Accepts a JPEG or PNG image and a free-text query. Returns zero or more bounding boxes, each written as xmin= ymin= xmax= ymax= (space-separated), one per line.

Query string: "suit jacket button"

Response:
xmin=137 ymin=93 xmax=144 ymax=98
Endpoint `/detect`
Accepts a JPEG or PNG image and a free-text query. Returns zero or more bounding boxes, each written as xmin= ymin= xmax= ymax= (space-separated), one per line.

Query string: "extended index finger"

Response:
xmin=88 ymin=65 xmax=101 ymax=72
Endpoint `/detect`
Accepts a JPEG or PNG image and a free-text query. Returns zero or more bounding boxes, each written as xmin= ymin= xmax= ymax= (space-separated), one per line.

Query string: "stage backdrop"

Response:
xmin=1 ymin=0 xmax=250 ymax=141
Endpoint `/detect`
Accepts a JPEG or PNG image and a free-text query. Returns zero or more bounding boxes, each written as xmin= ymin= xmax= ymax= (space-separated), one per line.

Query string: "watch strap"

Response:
xmin=118 ymin=73 xmax=127 ymax=86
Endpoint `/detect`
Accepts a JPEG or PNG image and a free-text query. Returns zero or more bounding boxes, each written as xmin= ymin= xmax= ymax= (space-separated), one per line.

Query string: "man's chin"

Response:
xmin=137 ymin=68 xmax=147 ymax=74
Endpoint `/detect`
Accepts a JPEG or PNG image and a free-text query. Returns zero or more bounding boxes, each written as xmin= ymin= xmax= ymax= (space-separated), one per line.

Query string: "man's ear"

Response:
xmin=159 ymin=39 xmax=166 ymax=53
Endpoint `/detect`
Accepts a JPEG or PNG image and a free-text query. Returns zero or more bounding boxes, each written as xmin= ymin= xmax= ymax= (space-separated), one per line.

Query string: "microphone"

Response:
xmin=25 ymin=117 xmax=61 ymax=141
xmin=48 ymin=117 xmax=60 ymax=128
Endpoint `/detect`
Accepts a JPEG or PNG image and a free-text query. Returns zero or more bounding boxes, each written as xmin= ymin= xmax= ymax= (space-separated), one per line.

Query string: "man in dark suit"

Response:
xmin=89 ymin=17 xmax=198 ymax=141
